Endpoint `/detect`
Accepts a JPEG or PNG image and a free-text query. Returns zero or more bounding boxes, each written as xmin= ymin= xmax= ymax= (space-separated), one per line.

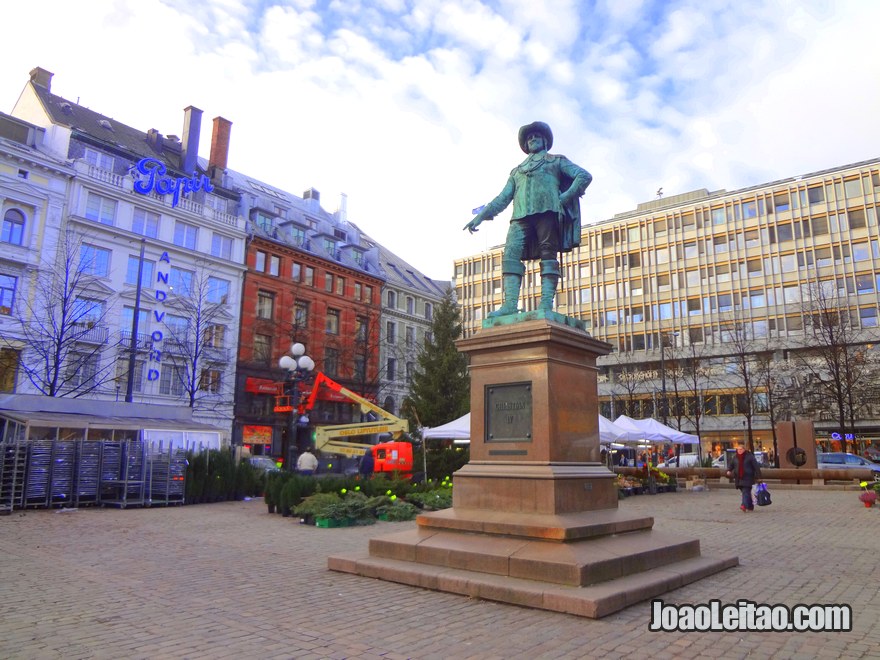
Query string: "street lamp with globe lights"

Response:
xmin=278 ymin=343 xmax=315 ymax=460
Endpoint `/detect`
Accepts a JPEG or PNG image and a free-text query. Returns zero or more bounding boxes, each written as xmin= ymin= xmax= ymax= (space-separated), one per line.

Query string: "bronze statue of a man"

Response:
xmin=464 ymin=121 xmax=592 ymax=317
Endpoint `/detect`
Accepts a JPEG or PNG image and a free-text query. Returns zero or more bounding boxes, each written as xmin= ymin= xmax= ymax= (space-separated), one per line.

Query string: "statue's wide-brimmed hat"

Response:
xmin=518 ymin=121 xmax=553 ymax=152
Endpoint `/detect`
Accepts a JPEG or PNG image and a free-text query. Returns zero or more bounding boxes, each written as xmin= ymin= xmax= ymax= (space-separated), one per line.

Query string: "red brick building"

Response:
xmin=235 ymin=230 xmax=384 ymax=460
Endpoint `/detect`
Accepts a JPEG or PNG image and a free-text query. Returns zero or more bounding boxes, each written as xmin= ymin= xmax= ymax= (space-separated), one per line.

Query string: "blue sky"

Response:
xmin=3 ymin=0 xmax=878 ymax=279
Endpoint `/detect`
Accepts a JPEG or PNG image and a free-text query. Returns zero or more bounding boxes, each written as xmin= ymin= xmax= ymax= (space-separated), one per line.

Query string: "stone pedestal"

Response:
xmin=329 ymin=318 xmax=737 ymax=618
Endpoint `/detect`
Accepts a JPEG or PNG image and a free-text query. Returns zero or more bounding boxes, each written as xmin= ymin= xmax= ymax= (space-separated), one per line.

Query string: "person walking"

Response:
xmin=296 ymin=449 xmax=318 ymax=476
xmin=726 ymin=446 xmax=762 ymax=512
xmin=359 ymin=448 xmax=375 ymax=479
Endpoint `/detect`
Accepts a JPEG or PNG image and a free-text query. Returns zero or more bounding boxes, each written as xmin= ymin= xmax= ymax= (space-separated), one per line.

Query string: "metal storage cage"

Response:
xmin=99 ymin=439 xmax=147 ymax=508
xmin=74 ymin=440 xmax=102 ymax=507
xmin=24 ymin=440 xmax=54 ymax=508
xmin=49 ymin=441 xmax=77 ymax=507
xmin=0 ymin=442 xmax=28 ymax=514
xmin=146 ymin=442 xmax=187 ymax=506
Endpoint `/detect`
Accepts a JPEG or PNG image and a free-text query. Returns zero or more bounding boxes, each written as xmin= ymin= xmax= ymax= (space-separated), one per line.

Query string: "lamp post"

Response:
xmin=279 ymin=342 xmax=315 ymax=464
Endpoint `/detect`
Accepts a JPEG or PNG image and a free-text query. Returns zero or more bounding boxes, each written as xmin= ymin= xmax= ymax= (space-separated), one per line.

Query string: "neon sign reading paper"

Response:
xmin=133 ymin=158 xmax=214 ymax=207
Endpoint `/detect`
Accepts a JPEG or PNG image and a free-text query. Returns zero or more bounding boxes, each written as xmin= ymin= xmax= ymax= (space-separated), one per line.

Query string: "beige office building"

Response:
xmin=454 ymin=158 xmax=880 ymax=456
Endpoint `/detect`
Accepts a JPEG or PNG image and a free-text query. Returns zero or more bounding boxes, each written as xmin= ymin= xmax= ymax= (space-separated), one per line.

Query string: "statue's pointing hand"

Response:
xmin=464 ymin=210 xmax=487 ymax=233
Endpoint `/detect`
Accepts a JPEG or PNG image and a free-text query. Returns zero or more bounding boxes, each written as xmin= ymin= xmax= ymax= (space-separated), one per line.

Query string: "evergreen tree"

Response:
xmin=403 ymin=288 xmax=469 ymax=429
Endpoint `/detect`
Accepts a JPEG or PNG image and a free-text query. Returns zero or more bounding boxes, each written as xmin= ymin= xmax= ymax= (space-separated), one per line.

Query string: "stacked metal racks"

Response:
xmin=99 ymin=439 xmax=146 ymax=508
xmin=24 ymin=440 xmax=54 ymax=508
xmin=146 ymin=444 xmax=187 ymax=506
xmin=0 ymin=442 xmax=28 ymax=514
xmin=49 ymin=441 xmax=77 ymax=507
xmin=74 ymin=440 xmax=102 ymax=507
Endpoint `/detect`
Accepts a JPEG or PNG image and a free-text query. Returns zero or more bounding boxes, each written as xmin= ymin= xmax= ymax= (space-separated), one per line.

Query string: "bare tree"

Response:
xmin=6 ymin=228 xmax=117 ymax=397
xmin=717 ymin=316 xmax=766 ymax=452
xmin=608 ymin=352 xmax=651 ymax=418
xmin=796 ymin=278 xmax=879 ymax=451
xmin=157 ymin=261 xmax=235 ymax=416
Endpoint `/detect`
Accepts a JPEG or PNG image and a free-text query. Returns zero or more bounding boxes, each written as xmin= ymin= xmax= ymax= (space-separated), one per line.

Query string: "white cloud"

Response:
xmin=0 ymin=0 xmax=877 ymax=280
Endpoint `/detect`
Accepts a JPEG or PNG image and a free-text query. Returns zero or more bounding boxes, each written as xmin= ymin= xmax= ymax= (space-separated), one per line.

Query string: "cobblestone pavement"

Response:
xmin=1 ymin=487 xmax=878 ymax=659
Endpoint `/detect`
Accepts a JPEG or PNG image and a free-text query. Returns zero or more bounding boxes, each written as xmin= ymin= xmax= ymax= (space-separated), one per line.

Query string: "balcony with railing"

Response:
xmin=71 ymin=323 xmax=110 ymax=345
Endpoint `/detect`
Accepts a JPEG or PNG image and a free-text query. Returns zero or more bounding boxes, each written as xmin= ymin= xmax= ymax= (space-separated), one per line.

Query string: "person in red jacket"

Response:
xmin=726 ymin=446 xmax=762 ymax=512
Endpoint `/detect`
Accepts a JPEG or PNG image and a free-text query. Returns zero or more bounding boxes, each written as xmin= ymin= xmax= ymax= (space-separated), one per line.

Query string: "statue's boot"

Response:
xmin=487 ymin=274 xmax=523 ymax=318
xmin=539 ymin=259 xmax=560 ymax=312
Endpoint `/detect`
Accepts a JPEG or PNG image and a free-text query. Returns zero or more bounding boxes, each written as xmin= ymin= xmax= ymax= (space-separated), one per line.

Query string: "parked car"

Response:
xmin=817 ymin=452 xmax=880 ymax=475
xmin=863 ymin=447 xmax=880 ymax=463
xmin=659 ymin=454 xmax=701 ymax=468
xmin=248 ymin=456 xmax=281 ymax=473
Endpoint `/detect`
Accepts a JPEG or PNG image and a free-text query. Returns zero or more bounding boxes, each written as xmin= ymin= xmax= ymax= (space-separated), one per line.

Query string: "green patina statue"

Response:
xmin=464 ymin=121 xmax=592 ymax=318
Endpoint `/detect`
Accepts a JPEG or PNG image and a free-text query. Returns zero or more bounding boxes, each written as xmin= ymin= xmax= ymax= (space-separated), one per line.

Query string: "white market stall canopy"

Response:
xmin=598 ymin=415 xmax=645 ymax=444
xmin=613 ymin=415 xmax=700 ymax=445
xmin=422 ymin=413 xmax=470 ymax=441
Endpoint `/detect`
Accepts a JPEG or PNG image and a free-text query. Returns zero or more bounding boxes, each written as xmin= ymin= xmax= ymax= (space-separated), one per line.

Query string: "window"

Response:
xmin=199 ymin=369 xmax=222 ymax=394
xmin=861 ymin=306 xmax=879 ymax=327
xmin=294 ymin=301 xmax=309 ymax=329
xmin=204 ymin=324 xmax=226 ymax=349
xmin=0 ymin=274 xmax=17 ymax=314
xmin=406 ymin=362 xmax=414 ymax=384
xmin=269 ymin=255 xmax=280 ymax=276
xmin=304 ymin=267 xmax=314 ymax=286
xmin=848 ymin=209 xmax=867 ymax=230
xmin=115 ymin=358 xmax=144 ymax=394
xmin=773 ymin=192 xmax=790 ymax=212
xmin=85 ymin=192 xmax=116 ymax=225
xmin=844 ymin=179 xmax=862 ymax=198
xmin=255 ymin=251 xmax=266 ymax=272
xmin=710 ymin=208 xmax=725 ymax=225
xmin=173 ymin=221 xmax=198 ymax=249
xmin=169 ymin=267 xmax=194 ymax=296
xmin=364 ymin=285 xmax=373 ymax=304
xmin=164 ymin=314 xmax=189 ymax=336
xmin=323 ymin=238 xmax=337 ymax=255
xmin=84 ymin=148 xmax=114 ymax=171
xmin=79 ymin=244 xmax=111 ymax=277
xmin=125 ymin=256 xmax=155 ymax=287
xmin=356 ymin=316 xmax=368 ymax=342
xmin=256 ymin=291 xmax=275 ymax=320
xmin=853 ymin=242 xmax=871 ymax=262
xmin=132 ymin=208 xmax=160 ymax=238
xmin=207 ymin=277 xmax=230 ymax=304
xmin=386 ymin=357 xmax=397 ymax=381
xmin=425 ymin=302 xmax=433 ymax=320
xmin=683 ymin=242 xmax=697 ymax=259
xmin=354 ymin=355 xmax=366 ymax=381
xmin=856 ymin=274 xmax=874 ymax=294
xmin=211 ymin=233 xmax=233 ymax=259
xmin=387 ymin=290 xmax=397 ymax=308
xmin=2 ymin=209 xmax=25 ymax=245
xmin=326 ymin=308 xmax=340 ymax=334
xmin=253 ymin=334 xmax=272 ymax=363
xmin=406 ymin=296 xmax=415 ymax=314
xmin=742 ymin=200 xmax=757 ymax=218
xmin=292 ymin=262 xmax=302 ymax=282
xmin=254 ymin=212 xmax=274 ymax=234
xmin=406 ymin=325 xmax=415 ymax=346
xmin=808 ymin=186 xmax=825 ymax=204
xmin=325 ymin=272 xmax=333 ymax=292
xmin=66 ymin=352 xmax=99 ymax=389
xmin=159 ymin=365 xmax=186 ymax=396
xmin=121 ymin=306 xmax=149 ymax=336
xmin=354 ymin=282 xmax=362 ymax=300
xmin=324 ymin=348 xmax=339 ymax=377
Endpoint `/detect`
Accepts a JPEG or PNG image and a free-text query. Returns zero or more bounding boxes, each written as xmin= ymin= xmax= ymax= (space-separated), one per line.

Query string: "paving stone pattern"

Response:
xmin=1 ymin=488 xmax=878 ymax=659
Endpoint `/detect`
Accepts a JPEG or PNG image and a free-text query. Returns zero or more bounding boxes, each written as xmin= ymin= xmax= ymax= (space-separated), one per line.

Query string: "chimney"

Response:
xmin=337 ymin=193 xmax=348 ymax=223
xmin=304 ymin=188 xmax=320 ymax=203
xmin=146 ymin=128 xmax=163 ymax=152
xmin=29 ymin=67 xmax=53 ymax=91
xmin=181 ymin=105 xmax=202 ymax=175
xmin=208 ymin=116 xmax=232 ymax=184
